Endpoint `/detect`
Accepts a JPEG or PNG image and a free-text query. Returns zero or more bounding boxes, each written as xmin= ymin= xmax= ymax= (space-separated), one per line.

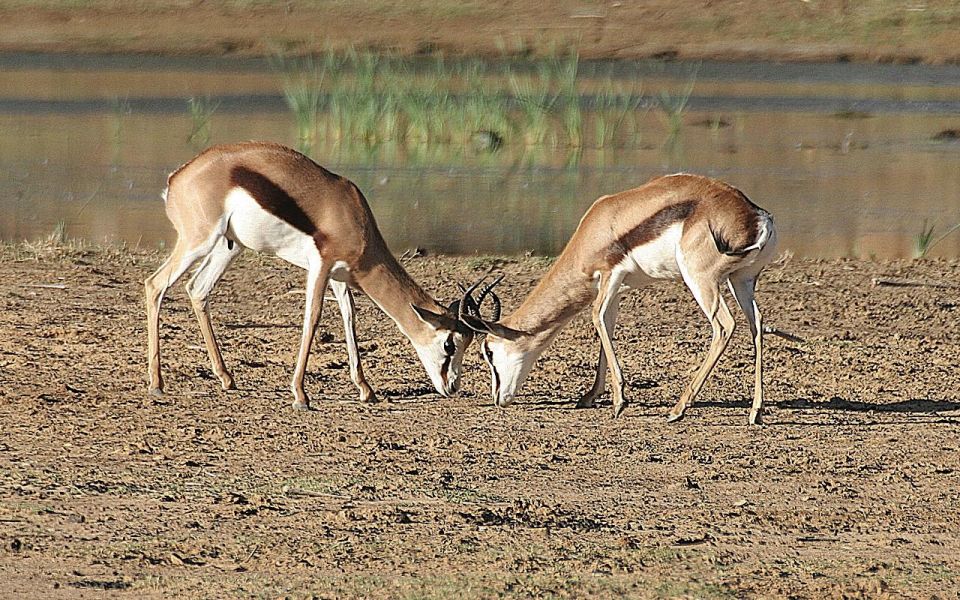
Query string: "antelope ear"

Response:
xmin=460 ymin=313 xmax=525 ymax=341
xmin=446 ymin=299 xmax=461 ymax=315
xmin=411 ymin=304 xmax=447 ymax=330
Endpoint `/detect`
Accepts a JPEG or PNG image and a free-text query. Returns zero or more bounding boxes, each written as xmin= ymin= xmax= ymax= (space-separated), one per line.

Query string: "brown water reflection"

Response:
xmin=2 ymin=57 xmax=960 ymax=259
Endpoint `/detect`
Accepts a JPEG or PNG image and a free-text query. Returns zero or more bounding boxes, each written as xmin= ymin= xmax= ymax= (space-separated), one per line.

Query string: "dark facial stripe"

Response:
xmin=439 ymin=335 xmax=453 ymax=384
xmin=483 ymin=342 xmax=500 ymax=397
xmin=229 ymin=166 xmax=326 ymax=249
xmin=607 ymin=200 xmax=697 ymax=265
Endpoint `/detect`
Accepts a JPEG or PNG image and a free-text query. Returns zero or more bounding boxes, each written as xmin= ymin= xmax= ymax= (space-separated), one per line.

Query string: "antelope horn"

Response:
xmin=476 ymin=273 xmax=504 ymax=321
xmin=489 ymin=290 xmax=502 ymax=322
xmin=456 ymin=279 xmax=487 ymax=317
xmin=457 ymin=276 xmax=486 ymax=321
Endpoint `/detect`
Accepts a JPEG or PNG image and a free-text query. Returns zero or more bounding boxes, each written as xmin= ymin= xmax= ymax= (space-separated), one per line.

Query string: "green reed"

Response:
xmin=592 ymin=71 xmax=646 ymax=148
xmin=654 ymin=62 xmax=698 ymax=147
xmin=186 ymin=95 xmax=219 ymax=149
xmin=914 ymin=219 xmax=960 ymax=259
xmin=109 ymin=96 xmax=131 ymax=165
xmin=275 ymin=55 xmax=325 ymax=154
xmin=273 ymin=49 xmax=650 ymax=152
xmin=657 ymin=84 xmax=693 ymax=142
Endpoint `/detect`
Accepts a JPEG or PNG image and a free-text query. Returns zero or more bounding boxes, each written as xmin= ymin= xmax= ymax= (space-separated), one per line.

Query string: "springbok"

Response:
xmin=459 ymin=173 xmax=779 ymax=425
xmin=145 ymin=141 xmax=474 ymax=410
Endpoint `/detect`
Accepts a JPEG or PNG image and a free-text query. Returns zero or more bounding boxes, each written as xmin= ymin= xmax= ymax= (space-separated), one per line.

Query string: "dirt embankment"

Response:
xmin=2 ymin=1 xmax=960 ymax=64
xmin=0 ymin=245 xmax=958 ymax=598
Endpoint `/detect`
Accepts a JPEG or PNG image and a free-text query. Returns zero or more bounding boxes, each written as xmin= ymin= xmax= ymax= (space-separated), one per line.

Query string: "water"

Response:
xmin=2 ymin=54 xmax=960 ymax=259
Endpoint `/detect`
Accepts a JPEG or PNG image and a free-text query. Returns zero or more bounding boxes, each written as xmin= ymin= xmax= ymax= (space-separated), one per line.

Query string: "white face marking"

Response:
xmin=411 ymin=312 xmax=471 ymax=397
xmin=481 ymin=338 xmax=535 ymax=408
xmin=224 ymin=187 xmax=318 ymax=270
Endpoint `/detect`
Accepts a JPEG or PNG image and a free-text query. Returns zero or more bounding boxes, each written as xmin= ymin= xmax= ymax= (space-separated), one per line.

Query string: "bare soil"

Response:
xmin=3 ymin=0 xmax=960 ymax=64
xmin=1 ymin=245 xmax=959 ymax=598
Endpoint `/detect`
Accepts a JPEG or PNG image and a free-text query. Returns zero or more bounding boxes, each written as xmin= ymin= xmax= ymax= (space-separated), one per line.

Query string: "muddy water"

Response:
xmin=2 ymin=55 xmax=960 ymax=258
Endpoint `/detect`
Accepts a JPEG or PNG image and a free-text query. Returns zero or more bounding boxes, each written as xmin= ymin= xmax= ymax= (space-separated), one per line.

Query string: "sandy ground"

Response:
xmin=2 ymin=0 xmax=960 ymax=64
xmin=4 ymin=2 xmax=960 ymax=597
xmin=0 ymin=244 xmax=958 ymax=598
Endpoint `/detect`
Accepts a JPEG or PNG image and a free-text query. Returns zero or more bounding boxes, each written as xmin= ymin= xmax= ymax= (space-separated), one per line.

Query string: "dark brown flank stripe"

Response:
xmin=229 ymin=166 xmax=326 ymax=250
xmin=606 ymin=199 xmax=697 ymax=264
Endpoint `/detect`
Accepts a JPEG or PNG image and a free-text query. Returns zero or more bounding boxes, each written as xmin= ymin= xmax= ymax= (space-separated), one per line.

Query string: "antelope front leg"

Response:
xmin=291 ymin=261 xmax=333 ymax=411
xmin=578 ymin=289 xmax=620 ymax=408
xmin=331 ymin=280 xmax=377 ymax=403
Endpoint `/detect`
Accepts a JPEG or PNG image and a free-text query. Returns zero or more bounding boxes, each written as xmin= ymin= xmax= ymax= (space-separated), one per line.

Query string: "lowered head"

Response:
xmin=456 ymin=275 xmax=532 ymax=408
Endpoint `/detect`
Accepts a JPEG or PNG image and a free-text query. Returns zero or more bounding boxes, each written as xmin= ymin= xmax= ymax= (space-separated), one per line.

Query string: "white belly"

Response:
xmin=224 ymin=187 xmax=319 ymax=271
xmin=621 ymin=222 xmax=684 ymax=286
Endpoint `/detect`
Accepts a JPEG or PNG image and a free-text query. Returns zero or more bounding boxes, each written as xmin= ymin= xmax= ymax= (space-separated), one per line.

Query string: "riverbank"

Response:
xmin=2 ymin=1 xmax=960 ymax=64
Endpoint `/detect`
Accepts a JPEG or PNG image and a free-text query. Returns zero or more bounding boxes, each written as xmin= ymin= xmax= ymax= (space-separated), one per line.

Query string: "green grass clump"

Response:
xmin=656 ymin=78 xmax=695 ymax=143
xmin=186 ymin=95 xmax=219 ymax=149
xmin=591 ymin=70 xmax=646 ymax=148
xmin=273 ymin=48 xmax=648 ymax=153
xmin=275 ymin=54 xmax=326 ymax=155
xmin=914 ymin=219 xmax=960 ymax=259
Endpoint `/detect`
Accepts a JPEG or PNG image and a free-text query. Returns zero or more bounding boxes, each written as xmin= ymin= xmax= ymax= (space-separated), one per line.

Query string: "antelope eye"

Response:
xmin=443 ymin=338 xmax=457 ymax=355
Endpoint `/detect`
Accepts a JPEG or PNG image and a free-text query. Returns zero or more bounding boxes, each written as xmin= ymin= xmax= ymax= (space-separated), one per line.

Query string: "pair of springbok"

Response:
xmin=145 ymin=142 xmax=778 ymax=424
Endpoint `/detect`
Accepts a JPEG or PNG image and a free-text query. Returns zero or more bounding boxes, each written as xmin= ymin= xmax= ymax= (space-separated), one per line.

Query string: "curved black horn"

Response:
xmin=489 ymin=289 xmax=502 ymax=321
xmin=457 ymin=276 xmax=486 ymax=322
xmin=457 ymin=279 xmax=486 ymax=318
xmin=476 ymin=274 xmax=504 ymax=304
xmin=476 ymin=274 xmax=504 ymax=321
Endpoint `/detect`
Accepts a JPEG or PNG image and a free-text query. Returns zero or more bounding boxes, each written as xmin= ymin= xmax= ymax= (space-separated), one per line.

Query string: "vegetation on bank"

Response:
xmin=273 ymin=49 xmax=659 ymax=155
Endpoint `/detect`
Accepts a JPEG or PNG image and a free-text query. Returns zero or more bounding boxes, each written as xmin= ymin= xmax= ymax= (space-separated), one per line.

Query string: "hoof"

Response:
xmin=148 ymin=387 xmax=164 ymax=397
xmin=292 ymin=399 xmax=312 ymax=411
xmin=575 ymin=397 xmax=596 ymax=409
xmin=220 ymin=376 xmax=236 ymax=391
xmin=666 ymin=410 xmax=685 ymax=423
xmin=748 ymin=410 xmax=763 ymax=426
xmin=359 ymin=387 xmax=378 ymax=404
xmin=613 ymin=400 xmax=628 ymax=419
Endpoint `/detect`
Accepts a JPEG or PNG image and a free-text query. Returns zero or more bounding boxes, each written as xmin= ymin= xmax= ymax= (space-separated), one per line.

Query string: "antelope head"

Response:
xmin=409 ymin=294 xmax=481 ymax=397
xmin=456 ymin=275 xmax=532 ymax=408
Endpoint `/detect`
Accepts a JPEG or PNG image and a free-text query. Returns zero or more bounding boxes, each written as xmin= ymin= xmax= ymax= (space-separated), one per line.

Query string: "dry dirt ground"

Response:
xmin=0 ymin=244 xmax=958 ymax=598
xmin=2 ymin=0 xmax=960 ymax=64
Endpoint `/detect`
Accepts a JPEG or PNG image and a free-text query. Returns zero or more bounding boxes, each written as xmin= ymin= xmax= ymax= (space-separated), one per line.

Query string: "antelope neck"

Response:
xmin=504 ymin=255 xmax=597 ymax=343
xmin=353 ymin=256 xmax=443 ymax=339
